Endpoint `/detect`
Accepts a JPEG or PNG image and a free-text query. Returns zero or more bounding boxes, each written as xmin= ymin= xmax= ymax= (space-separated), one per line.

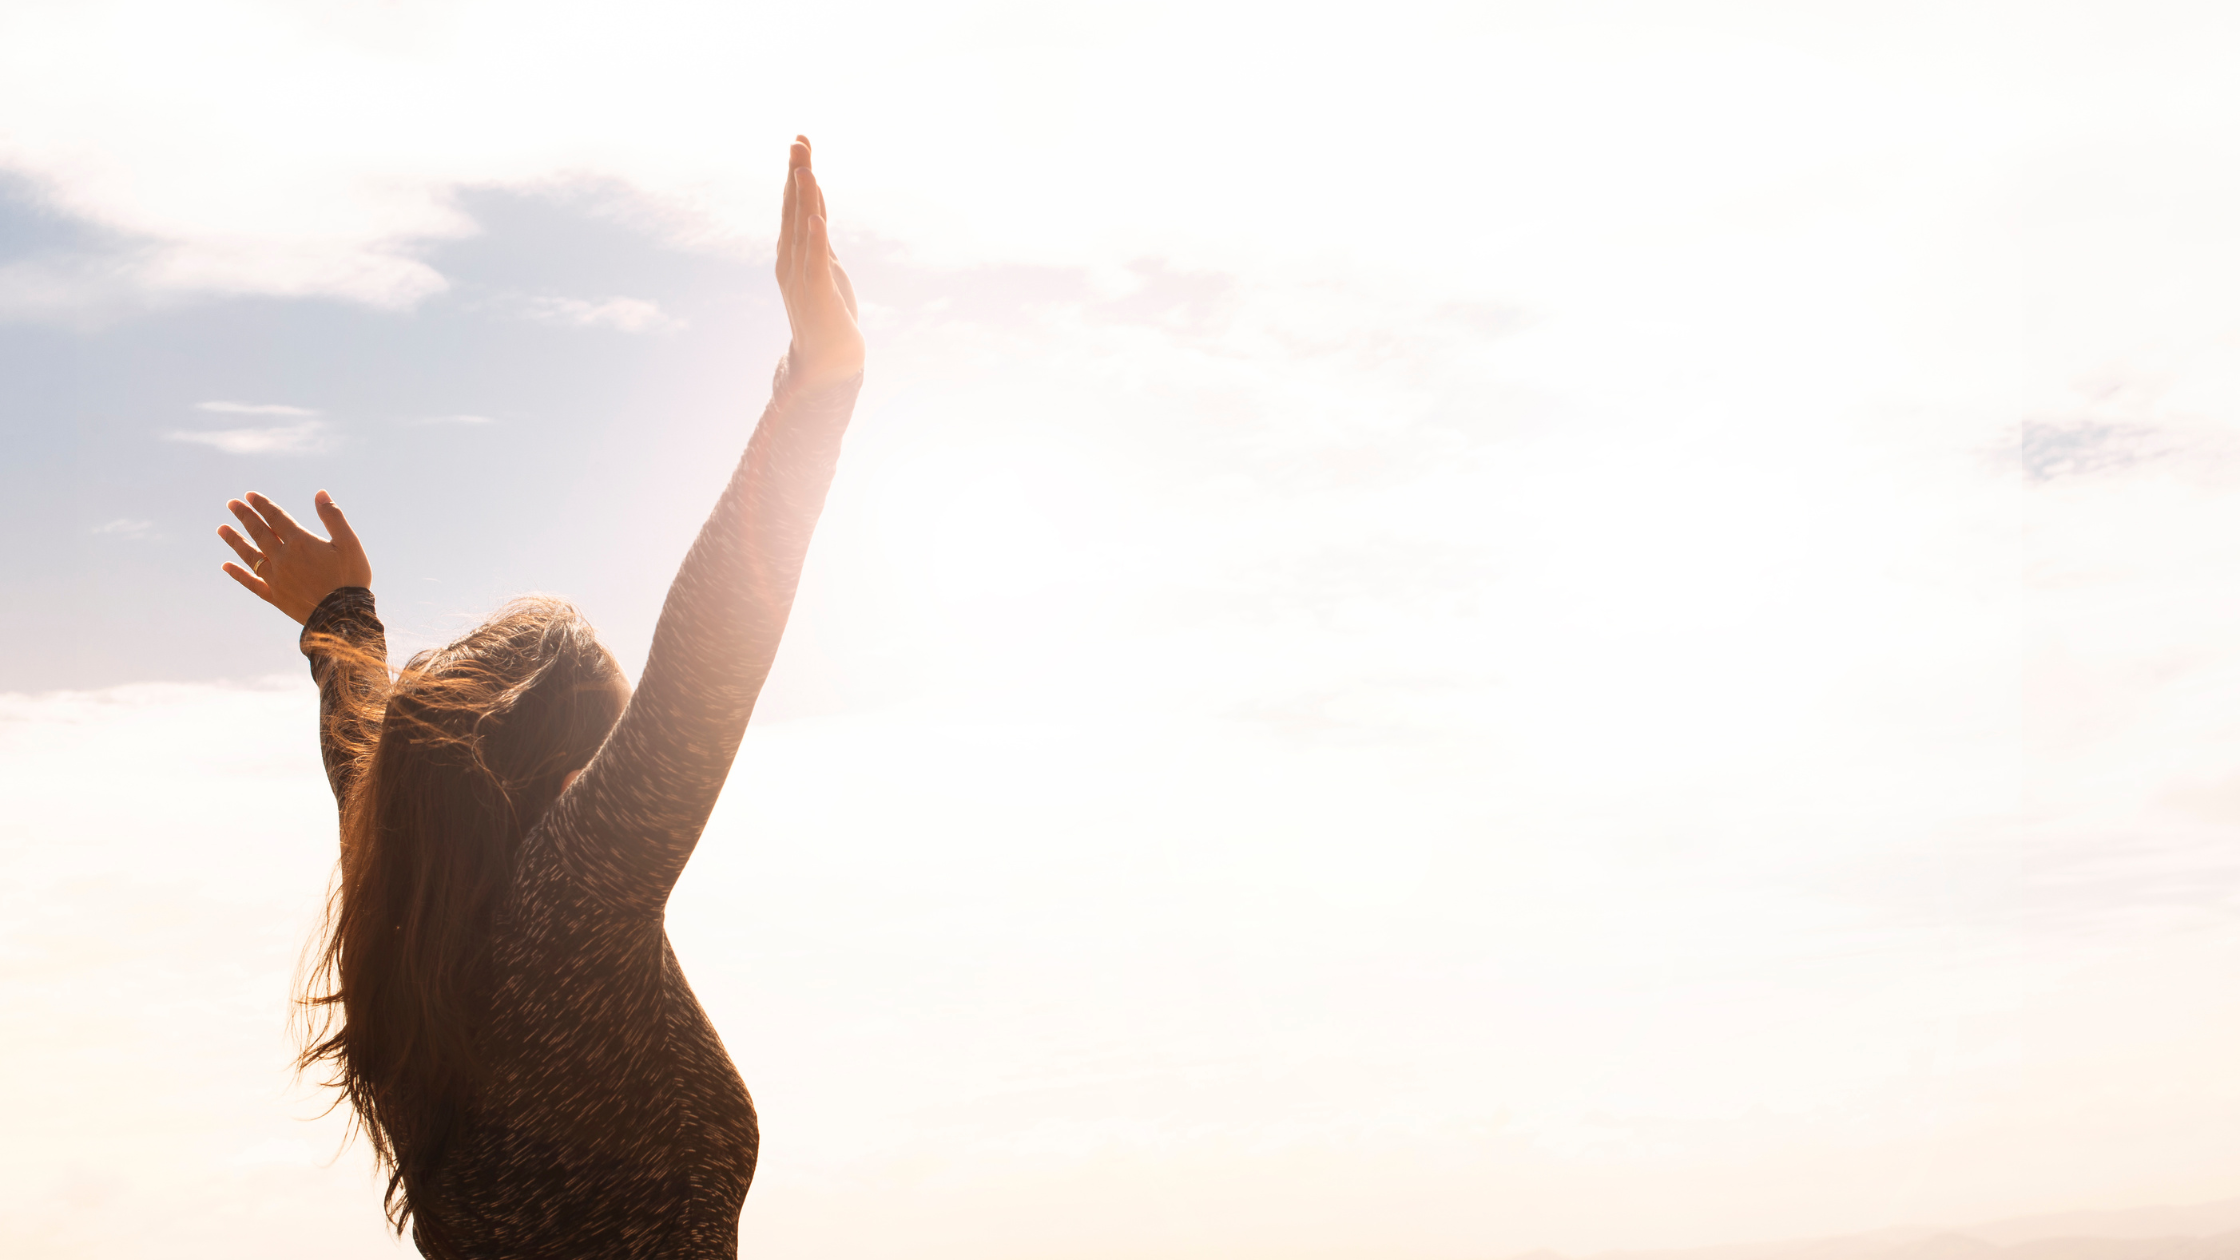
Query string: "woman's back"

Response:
xmin=439 ymin=836 xmax=756 ymax=1256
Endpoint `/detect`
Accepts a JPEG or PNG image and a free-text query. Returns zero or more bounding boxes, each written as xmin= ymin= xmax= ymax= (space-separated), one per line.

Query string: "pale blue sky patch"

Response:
xmin=0 ymin=178 xmax=785 ymax=690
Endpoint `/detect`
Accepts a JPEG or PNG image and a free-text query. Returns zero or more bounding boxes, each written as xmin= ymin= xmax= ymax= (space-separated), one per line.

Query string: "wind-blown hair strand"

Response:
xmin=295 ymin=596 xmax=628 ymax=1235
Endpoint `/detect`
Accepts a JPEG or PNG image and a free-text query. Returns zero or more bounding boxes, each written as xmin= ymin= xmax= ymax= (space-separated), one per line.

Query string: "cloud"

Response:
xmin=167 ymin=399 xmax=331 ymax=453
xmin=1992 ymin=419 xmax=2171 ymax=482
xmin=164 ymin=420 xmax=329 ymax=455
xmin=90 ymin=517 xmax=155 ymax=538
xmin=193 ymin=400 xmax=318 ymax=417
xmin=0 ymin=0 xmax=1945 ymax=317
xmin=408 ymin=413 xmax=497 ymax=426
xmin=512 ymin=294 xmax=682 ymax=333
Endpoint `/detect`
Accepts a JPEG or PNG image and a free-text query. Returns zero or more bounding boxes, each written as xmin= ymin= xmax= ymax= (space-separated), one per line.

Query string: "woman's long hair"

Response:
xmin=295 ymin=596 xmax=628 ymax=1236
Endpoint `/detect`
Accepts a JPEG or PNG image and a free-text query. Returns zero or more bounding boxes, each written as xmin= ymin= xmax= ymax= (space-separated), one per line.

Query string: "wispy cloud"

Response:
xmin=165 ymin=420 xmax=329 ymax=455
xmin=1992 ymin=420 xmax=2172 ymax=482
xmin=194 ymin=400 xmax=319 ymax=417
xmin=167 ymin=399 xmax=330 ymax=453
xmin=90 ymin=517 xmax=156 ymax=539
xmin=514 ymin=295 xmax=682 ymax=333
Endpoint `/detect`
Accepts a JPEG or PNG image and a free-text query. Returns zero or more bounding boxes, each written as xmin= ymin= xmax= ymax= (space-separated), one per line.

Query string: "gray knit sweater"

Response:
xmin=302 ymin=362 xmax=862 ymax=1258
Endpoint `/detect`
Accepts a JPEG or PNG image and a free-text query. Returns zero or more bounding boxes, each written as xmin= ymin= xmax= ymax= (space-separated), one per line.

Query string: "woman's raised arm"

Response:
xmin=537 ymin=138 xmax=865 ymax=913
xmin=214 ymin=490 xmax=384 ymax=804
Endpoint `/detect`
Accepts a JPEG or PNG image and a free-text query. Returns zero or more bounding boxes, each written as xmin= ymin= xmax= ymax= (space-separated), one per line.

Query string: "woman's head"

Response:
xmin=299 ymin=596 xmax=627 ymax=1233
xmin=378 ymin=597 xmax=630 ymax=820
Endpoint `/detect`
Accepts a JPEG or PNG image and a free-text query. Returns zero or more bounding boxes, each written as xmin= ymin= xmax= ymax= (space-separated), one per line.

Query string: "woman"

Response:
xmin=211 ymin=138 xmax=864 ymax=1259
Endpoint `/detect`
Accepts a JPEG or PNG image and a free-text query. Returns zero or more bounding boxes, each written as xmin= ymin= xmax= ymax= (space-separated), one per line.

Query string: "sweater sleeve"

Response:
xmin=299 ymin=585 xmax=387 ymax=808
xmin=536 ymin=358 xmax=863 ymax=914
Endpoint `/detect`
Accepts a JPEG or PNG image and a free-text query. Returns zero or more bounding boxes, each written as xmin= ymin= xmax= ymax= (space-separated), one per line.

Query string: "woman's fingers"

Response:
xmin=220 ymin=561 xmax=282 ymax=609
xmin=793 ymin=136 xmax=818 ymax=256
xmin=769 ymin=135 xmax=861 ymax=389
xmin=217 ymin=490 xmax=363 ymax=622
xmin=778 ymin=137 xmax=811 ymax=283
xmin=801 ymin=171 xmax=855 ymax=327
xmin=777 ymin=149 xmax=800 ymax=277
xmin=217 ymin=524 xmax=264 ymax=569
xmin=793 ymin=164 xmax=833 ymax=292
xmin=793 ymin=166 xmax=813 ymax=290
xmin=245 ymin=491 xmax=310 ymax=544
xmin=313 ymin=490 xmax=364 ymax=560
xmin=228 ymin=498 xmax=281 ymax=552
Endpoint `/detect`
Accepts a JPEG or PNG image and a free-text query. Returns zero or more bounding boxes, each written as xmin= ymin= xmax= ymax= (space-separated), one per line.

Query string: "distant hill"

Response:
xmin=1517 ymin=1200 xmax=2240 ymax=1260
xmin=1974 ymin=1202 xmax=2240 ymax=1247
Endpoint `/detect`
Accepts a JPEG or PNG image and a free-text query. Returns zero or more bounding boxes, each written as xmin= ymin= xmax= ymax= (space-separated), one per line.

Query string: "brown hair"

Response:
xmin=295 ymin=596 xmax=629 ymax=1236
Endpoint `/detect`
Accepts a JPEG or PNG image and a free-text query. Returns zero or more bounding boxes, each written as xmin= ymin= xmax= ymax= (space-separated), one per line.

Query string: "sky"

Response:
xmin=8 ymin=1 xmax=2240 ymax=1256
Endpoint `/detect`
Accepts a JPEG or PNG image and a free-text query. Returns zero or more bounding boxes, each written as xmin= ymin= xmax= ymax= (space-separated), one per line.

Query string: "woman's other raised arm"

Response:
xmin=215 ymin=490 xmax=384 ymax=805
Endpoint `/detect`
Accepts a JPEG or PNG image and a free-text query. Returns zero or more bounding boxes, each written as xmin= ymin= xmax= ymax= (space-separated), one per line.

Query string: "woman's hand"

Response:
xmin=216 ymin=490 xmax=373 ymax=625
xmin=776 ymin=136 xmax=864 ymax=394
